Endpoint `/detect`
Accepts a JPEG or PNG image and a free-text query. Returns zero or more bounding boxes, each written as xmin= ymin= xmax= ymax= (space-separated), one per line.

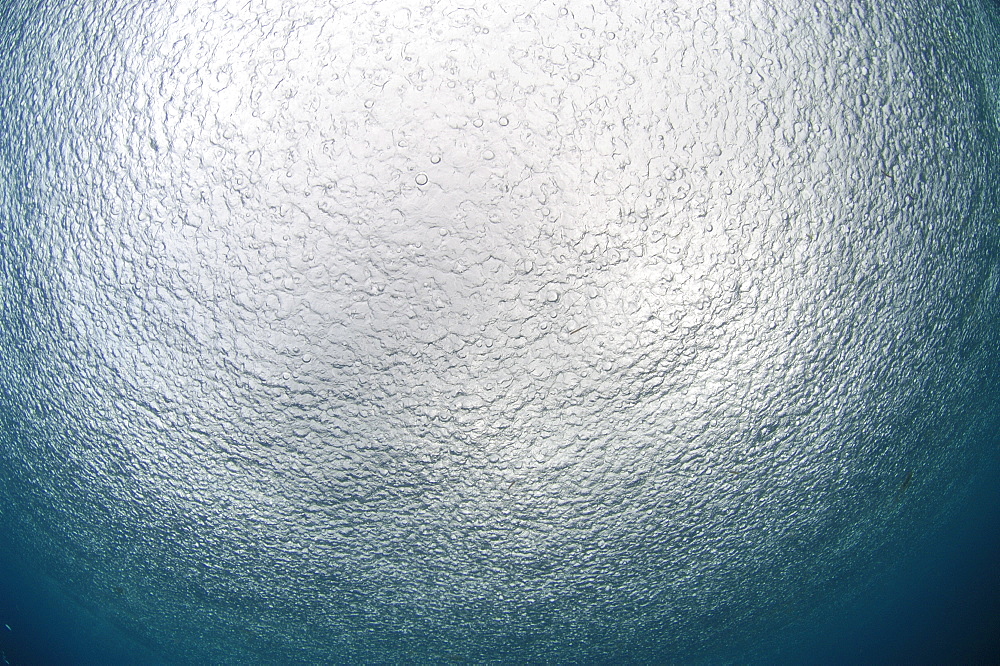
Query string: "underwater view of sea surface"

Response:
xmin=1 ymin=0 xmax=999 ymax=663
xmin=3 ymin=489 xmax=998 ymax=663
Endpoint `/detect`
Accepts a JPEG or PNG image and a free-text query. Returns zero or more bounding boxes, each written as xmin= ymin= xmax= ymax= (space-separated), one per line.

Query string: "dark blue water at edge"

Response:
xmin=767 ymin=446 xmax=1000 ymax=665
xmin=1 ymin=453 xmax=998 ymax=666
xmin=0 ymin=557 xmax=156 ymax=666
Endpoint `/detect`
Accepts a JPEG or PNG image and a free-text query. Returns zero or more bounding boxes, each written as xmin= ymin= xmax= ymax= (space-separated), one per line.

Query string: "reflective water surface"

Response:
xmin=1 ymin=0 xmax=999 ymax=662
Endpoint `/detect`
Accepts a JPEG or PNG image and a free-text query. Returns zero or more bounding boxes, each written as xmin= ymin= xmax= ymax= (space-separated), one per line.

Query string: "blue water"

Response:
xmin=0 ymin=559 xmax=153 ymax=665
xmin=2 ymin=1 xmax=1000 ymax=663
xmin=2 ymin=451 xmax=998 ymax=665
xmin=773 ymin=450 xmax=1000 ymax=664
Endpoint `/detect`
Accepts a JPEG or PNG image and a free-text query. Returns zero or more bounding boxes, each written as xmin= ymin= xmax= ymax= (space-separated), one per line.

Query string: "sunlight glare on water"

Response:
xmin=1 ymin=0 xmax=999 ymax=662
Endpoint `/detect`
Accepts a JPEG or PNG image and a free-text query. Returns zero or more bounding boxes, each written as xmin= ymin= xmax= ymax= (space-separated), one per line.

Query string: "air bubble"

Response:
xmin=473 ymin=118 xmax=484 ymax=128
xmin=498 ymin=116 xmax=509 ymax=126
xmin=483 ymin=149 xmax=495 ymax=161
xmin=430 ymin=154 xmax=441 ymax=164
xmin=415 ymin=173 xmax=428 ymax=185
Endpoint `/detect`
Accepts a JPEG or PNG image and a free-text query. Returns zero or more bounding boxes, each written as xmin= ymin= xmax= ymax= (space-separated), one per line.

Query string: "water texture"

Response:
xmin=1 ymin=0 xmax=998 ymax=663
